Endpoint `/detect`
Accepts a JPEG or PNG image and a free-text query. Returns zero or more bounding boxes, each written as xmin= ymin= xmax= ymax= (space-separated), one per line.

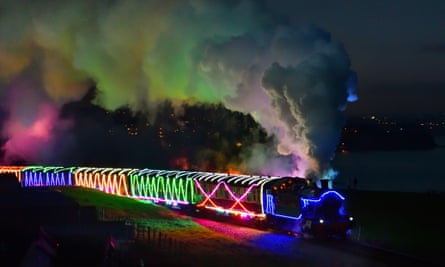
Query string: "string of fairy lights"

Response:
xmin=0 ymin=165 xmax=282 ymax=218
xmin=0 ymin=165 xmax=347 ymax=221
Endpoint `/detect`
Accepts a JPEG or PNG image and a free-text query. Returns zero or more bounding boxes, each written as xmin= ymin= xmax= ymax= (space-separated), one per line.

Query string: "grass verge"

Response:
xmin=343 ymin=189 xmax=444 ymax=263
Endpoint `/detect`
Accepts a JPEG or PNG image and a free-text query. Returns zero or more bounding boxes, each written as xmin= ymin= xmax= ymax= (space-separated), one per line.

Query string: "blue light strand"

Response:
xmin=21 ymin=166 xmax=74 ymax=187
xmin=300 ymin=190 xmax=345 ymax=208
xmin=265 ymin=190 xmax=346 ymax=221
xmin=265 ymin=194 xmax=302 ymax=220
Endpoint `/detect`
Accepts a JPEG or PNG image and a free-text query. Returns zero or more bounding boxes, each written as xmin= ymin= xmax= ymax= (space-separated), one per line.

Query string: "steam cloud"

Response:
xmin=0 ymin=0 xmax=357 ymax=178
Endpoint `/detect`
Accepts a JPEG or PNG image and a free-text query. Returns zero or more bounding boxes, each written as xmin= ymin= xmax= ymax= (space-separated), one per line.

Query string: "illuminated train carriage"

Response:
xmin=191 ymin=172 xmax=280 ymax=219
xmin=128 ymin=170 xmax=276 ymax=218
xmin=74 ymin=167 xmax=132 ymax=196
xmin=20 ymin=166 xmax=76 ymax=187
xmin=129 ymin=169 xmax=198 ymax=205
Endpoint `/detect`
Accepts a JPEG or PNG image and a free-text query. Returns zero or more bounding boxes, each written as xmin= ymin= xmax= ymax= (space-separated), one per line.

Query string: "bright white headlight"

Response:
xmin=349 ymin=216 xmax=354 ymax=221
xmin=319 ymin=219 xmax=324 ymax=224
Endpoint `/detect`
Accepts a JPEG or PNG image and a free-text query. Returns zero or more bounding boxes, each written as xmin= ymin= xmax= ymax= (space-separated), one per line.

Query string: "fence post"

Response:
xmin=357 ymin=225 xmax=361 ymax=241
xmin=148 ymin=227 xmax=152 ymax=242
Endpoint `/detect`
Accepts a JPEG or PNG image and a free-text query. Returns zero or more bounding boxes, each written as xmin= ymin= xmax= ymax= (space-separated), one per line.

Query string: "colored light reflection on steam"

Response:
xmin=129 ymin=172 xmax=195 ymax=204
xmin=22 ymin=166 xmax=74 ymax=187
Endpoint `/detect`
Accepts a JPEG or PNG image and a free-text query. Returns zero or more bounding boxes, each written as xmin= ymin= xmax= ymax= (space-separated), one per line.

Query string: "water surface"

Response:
xmin=331 ymin=147 xmax=445 ymax=192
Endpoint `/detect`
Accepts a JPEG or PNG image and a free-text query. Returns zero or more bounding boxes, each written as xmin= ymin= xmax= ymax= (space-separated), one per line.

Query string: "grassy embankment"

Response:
xmin=57 ymin=187 xmax=444 ymax=265
xmin=56 ymin=187 xmax=280 ymax=267
xmin=343 ymin=190 xmax=444 ymax=263
xmin=57 ymin=186 xmax=223 ymax=246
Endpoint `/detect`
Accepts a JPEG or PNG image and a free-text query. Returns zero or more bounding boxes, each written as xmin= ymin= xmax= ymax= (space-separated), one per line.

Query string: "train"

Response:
xmin=0 ymin=165 xmax=355 ymax=238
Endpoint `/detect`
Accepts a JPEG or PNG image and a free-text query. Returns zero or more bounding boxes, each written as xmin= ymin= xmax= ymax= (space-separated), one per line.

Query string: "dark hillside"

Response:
xmin=342 ymin=189 xmax=444 ymax=264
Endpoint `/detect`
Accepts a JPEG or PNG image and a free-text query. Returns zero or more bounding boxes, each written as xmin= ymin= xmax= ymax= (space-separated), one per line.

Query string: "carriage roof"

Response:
xmin=68 ymin=167 xmax=305 ymax=187
xmin=128 ymin=168 xmax=290 ymax=186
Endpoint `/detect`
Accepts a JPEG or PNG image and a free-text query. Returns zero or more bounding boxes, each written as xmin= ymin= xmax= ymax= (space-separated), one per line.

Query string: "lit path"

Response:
xmin=192 ymin=218 xmax=430 ymax=267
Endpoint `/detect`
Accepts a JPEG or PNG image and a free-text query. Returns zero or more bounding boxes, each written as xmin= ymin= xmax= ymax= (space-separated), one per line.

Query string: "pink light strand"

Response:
xmin=195 ymin=180 xmax=259 ymax=216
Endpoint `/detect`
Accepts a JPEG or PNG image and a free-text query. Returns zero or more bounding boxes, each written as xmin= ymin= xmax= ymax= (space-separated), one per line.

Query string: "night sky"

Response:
xmin=0 ymin=0 xmax=443 ymax=178
xmin=264 ymin=0 xmax=445 ymax=115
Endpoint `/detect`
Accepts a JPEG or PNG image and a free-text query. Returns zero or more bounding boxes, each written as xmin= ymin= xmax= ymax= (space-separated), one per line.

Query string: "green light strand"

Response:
xmin=130 ymin=174 xmax=197 ymax=204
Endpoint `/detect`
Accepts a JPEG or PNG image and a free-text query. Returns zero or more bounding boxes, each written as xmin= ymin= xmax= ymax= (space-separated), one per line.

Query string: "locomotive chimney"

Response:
xmin=320 ymin=179 xmax=329 ymax=190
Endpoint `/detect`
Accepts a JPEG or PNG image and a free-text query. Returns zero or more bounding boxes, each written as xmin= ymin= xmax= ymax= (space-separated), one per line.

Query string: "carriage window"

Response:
xmin=253 ymin=189 xmax=257 ymax=202
xmin=247 ymin=189 xmax=252 ymax=202
xmin=207 ymin=183 xmax=212 ymax=194
xmin=232 ymin=186 xmax=239 ymax=198
xmin=246 ymin=187 xmax=256 ymax=202
xmin=217 ymin=186 xmax=223 ymax=198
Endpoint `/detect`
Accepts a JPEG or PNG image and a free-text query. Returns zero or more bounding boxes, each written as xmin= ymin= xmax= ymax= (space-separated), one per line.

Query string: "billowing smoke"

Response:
xmin=0 ymin=77 xmax=73 ymax=164
xmin=200 ymin=26 xmax=358 ymax=177
xmin=0 ymin=0 xmax=357 ymax=178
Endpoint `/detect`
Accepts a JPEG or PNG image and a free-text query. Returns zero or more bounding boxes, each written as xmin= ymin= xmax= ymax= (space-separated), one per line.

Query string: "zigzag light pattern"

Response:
xmin=74 ymin=167 xmax=131 ymax=196
xmin=1 ymin=165 xmax=334 ymax=222
xmin=129 ymin=171 xmax=196 ymax=204
xmin=0 ymin=166 xmax=25 ymax=182
xmin=22 ymin=166 xmax=75 ymax=187
xmin=195 ymin=180 xmax=264 ymax=218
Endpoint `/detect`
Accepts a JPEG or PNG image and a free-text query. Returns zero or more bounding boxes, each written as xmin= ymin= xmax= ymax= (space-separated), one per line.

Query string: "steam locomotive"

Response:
xmin=0 ymin=165 xmax=354 ymax=238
